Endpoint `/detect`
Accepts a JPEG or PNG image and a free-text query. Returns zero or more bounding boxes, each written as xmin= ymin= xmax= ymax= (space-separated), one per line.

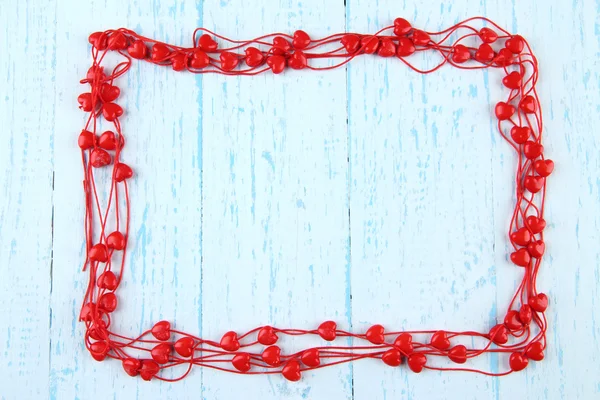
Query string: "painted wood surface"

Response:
xmin=0 ymin=0 xmax=599 ymax=399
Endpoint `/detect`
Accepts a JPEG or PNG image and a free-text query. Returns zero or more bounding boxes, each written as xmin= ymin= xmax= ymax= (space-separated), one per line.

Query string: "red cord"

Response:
xmin=77 ymin=17 xmax=552 ymax=382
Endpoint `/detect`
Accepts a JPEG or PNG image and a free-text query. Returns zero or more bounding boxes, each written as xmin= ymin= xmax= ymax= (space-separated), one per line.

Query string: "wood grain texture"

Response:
xmin=0 ymin=0 xmax=599 ymax=399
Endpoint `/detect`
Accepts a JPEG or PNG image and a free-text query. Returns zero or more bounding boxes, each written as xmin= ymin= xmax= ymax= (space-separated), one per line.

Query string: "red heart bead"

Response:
xmin=78 ymin=130 xmax=96 ymax=149
xmin=524 ymin=141 xmax=543 ymax=159
xmin=89 ymin=32 xmax=108 ymax=50
xmin=114 ymin=163 xmax=133 ymax=183
xmin=220 ymin=51 xmax=239 ymax=71
xmin=527 ymin=240 xmax=545 ymax=258
xmin=502 ymin=71 xmax=522 ymax=90
xmin=122 ymin=358 xmax=141 ymax=377
xmin=301 ymin=348 xmax=320 ymax=367
xmin=106 ymin=231 xmax=126 ymax=251
xmin=273 ymin=36 xmax=292 ymax=54
xmin=494 ymin=48 xmax=514 ymax=67
xmin=341 ymin=34 xmax=361 ymax=53
xmin=393 ymin=18 xmax=412 ymax=36
xmin=519 ymin=95 xmax=537 ymax=114
xmin=232 ymin=353 xmax=251 ymax=372
xmin=288 ymin=50 xmax=308 ymax=70
xmin=90 ymin=340 xmax=109 ymax=361
xmin=382 ymin=348 xmax=402 ymax=367
xmin=266 ymin=55 xmax=286 ymax=74
xmin=282 ymin=360 xmax=301 ymax=382
xmin=524 ymin=175 xmax=544 ymax=193
xmin=451 ymin=44 xmax=470 ymax=63
xmin=510 ymin=227 xmax=531 ymax=246
xmin=510 ymin=126 xmax=531 ymax=144
xmin=474 ymin=43 xmax=495 ymax=63
xmin=102 ymin=102 xmax=123 ymax=122
xmin=292 ymin=30 xmax=311 ymax=49
xmin=505 ymin=35 xmax=524 ymax=54
xmin=504 ymin=310 xmax=523 ymax=331
xmin=361 ymin=36 xmax=380 ymax=54
xmin=89 ymin=243 xmax=109 ymax=262
xmin=98 ymin=130 xmax=117 ymax=150
xmin=534 ymin=159 xmax=554 ymax=177
xmin=151 ymin=320 xmax=171 ymax=341
xmin=479 ymin=27 xmax=498 ymax=43
xmin=510 ymin=248 xmax=531 ymax=267
xmin=244 ymin=47 xmax=264 ymax=68
xmin=171 ymin=53 xmax=187 ymax=71
xmin=509 ymin=352 xmax=528 ymax=371
xmin=190 ymin=49 xmax=210 ymax=69
xmin=107 ymin=32 xmax=128 ymax=51
xmin=88 ymin=319 xmax=108 ymax=340
xmin=393 ymin=333 xmax=414 ymax=354
xmin=430 ymin=330 xmax=451 ymax=350
xmin=151 ymin=343 xmax=171 ymax=364
xmin=198 ymin=34 xmax=218 ymax=52
xmin=174 ymin=337 xmax=196 ymax=357
xmin=525 ymin=341 xmax=544 ymax=361
xmin=495 ymin=101 xmax=515 ymax=120
xmin=79 ymin=302 xmax=96 ymax=322
xmin=526 ymin=216 xmax=546 ymax=234
xmin=90 ymin=148 xmax=111 ymax=168
xmin=100 ymin=83 xmax=120 ymax=102
xmin=261 ymin=345 xmax=281 ymax=366
xmin=127 ymin=39 xmax=147 ymax=59
xmin=150 ymin=43 xmax=171 ymax=62
xmin=139 ymin=360 xmax=160 ymax=381
xmin=257 ymin=326 xmax=278 ymax=345
xmin=97 ymin=270 xmax=117 ymax=290
xmin=365 ymin=324 xmax=385 ymax=345
xmin=377 ymin=38 xmax=396 ymax=57
xmin=412 ymin=30 xmax=430 ymax=46
xmin=318 ymin=320 xmax=337 ymax=341
xmin=78 ymin=93 xmax=94 ymax=112
xmin=528 ymin=293 xmax=548 ymax=312
xmin=489 ymin=324 xmax=508 ymax=345
xmin=87 ymin=66 xmax=106 ymax=82
xmin=407 ymin=353 xmax=427 ymax=373
xmin=519 ymin=304 xmax=533 ymax=325
xmin=448 ymin=345 xmax=467 ymax=364
xmin=220 ymin=331 xmax=240 ymax=351
xmin=98 ymin=292 xmax=117 ymax=313
xmin=396 ymin=37 xmax=416 ymax=57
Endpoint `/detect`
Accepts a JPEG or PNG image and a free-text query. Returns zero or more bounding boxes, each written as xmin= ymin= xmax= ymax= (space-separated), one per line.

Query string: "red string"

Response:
xmin=77 ymin=17 xmax=552 ymax=382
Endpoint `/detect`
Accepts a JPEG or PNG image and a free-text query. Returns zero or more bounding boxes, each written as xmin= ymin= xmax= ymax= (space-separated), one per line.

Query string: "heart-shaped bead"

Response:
xmin=479 ymin=27 xmax=498 ymax=43
xmin=448 ymin=345 xmax=467 ymax=364
xmin=122 ymin=358 xmax=141 ymax=377
xmin=78 ymin=130 xmax=96 ymax=150
xmin=244 ymin=47 xmax=264 ymax=68
xmin=341 ymin=34 xmax=361 ymax=53
xmin=510 ymin=126 xmax=531 ymax=144
xmin=510 ymin=227 xmax=531 ymax=246
xmin=87 ymin=66 xmax=106 ymax=82
xmin=273 ymin=36 xmax=292 ymax=54
xmin=139 ymin=360 xmax=160 ymax=381
xmin=127 ymin=39 xmax=147 ymax=59
xmin=524 ymin=141 xmax=543 ymax=159
xmin=525 ymin=341 xmax=544 ymax=361
xmin=97 ymin=270 xmax=117 ymax=290
xmin=90 ymin=148 xmax=111 ymax=168
xmin=288 ymin=50 xmax=308 ymax=70
xmin=494 ymin=101 xmax=515 ymax=120
xmin=519 ymin=304 xmax=533 ymax=325
xmin=524 ymin=175 xmax=544 ymax=193
xmin=527 ymin=240 xmax=545 ymax=258
xmin=361 ymin=36 xmax=380 ymax=54
xmin=282 ymin=360 xmax=301 ymax=382
xmin=88 ymin=32 xmax=108 ymax=50
xmin=78 ymin=93 xmax=94 ymax=112
xmin=430 ymin=330 xmax=450 ymax=350
xmin=382 ymin=348 xmax=402 ymax=367
xmin=301 ymin=348 xmax=320 ymax=367
xmin=266 ymin=55 xmax=286 ymax=74
xmin=489 ymin=324 xmax=508 ymax=345
xmin=396 ymin=37 xmax=416 ymax=57
xmin=519 ymin=95 xmax=537 ymax=114
xmin=292 ymin=30 xmax=311 ymax=49
xmin=220 ymin=51 xmax=239 ymax=71
xmin=365 ymin=324 xmax=385 ymax=345
xmin=151 ymin=343 xmax=171 ymax=364
xmin=377 ymin=38 xmax=396 ymax=57
xmin=257 ymin=326 xmax=278 ymax=345
xmin=232 ymin=353 xmax=251 ymax=372
xmin=98 ymin=292 xmax=117 ymax=313
xmin=393 ymin=18 xmax=412 ymax=36
xmin=90 ymin=340 xmax=109 ymax=361
xmin=100 ymin=83 xmax=120 ymax=103
xmin=407 ymin=353 xmax=427 ymax=373
xmin=510 ymin=248 xmax=531 ymax=267
xmin=494 ymin=48 xmax=514 ymax=67
xmin=509 ymin=352 xmax=528 ymax=371
xmin=533 ymin=159 xmax=554 ymax=177
xmin=474 ymin=43 xmax=495 ymax=63
xmin=102 ymin=102 xmax=123 ymax=122
xmin=98 ymin=130 xmax=117 ymax=150
xmin=318 ymin=321 xmax=337 ymax=341
xmin=106 ymin=231 xmax=126 ymax=250
xmin=171 ymin=53 xmax=187 ymax=71
xmin=393 ymin=333 xmax=414 ymax=354
xmin=451 ymin=44 xmax=470 ymax=63
xmin=261 ymin=345 xmax=281 ymax=366
xmin=528 ymin=293 xmax=548 ymax=312
xmin=412 ymin=30 xmax=430 ymax=46
xmin=88 ymin=319 xmax=108 ymax=341
xmin=190 ymin=49 xmax=210 ymax=69
xmin=502 ymin=71 xmax=522 ymax=90
xmin=79 ymin=302 xmax=96 ymax=322
xmin=505 ymin=35 xmax=524 ymax=54
xmin=151 ymin=320 xmax=171 ymax=341
xmin=504 ymin=310 xmax=523 ymax=331
xmin=150 ymin=43 xmax=171 ymax=62
xmin=198 ymin=34 xmax=218 ymax=52
xmin=526 ymin=216 xmax=546 ymax=234
xmin=174 ymin=337 xmax=196 ymax=357
xmin=89 ymin=243 xmax=109 ymax=262
xmin=107 ymin=32 xmax=128 ymax=51
xmin=220 ymin=331 xmax=240 ymax=351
